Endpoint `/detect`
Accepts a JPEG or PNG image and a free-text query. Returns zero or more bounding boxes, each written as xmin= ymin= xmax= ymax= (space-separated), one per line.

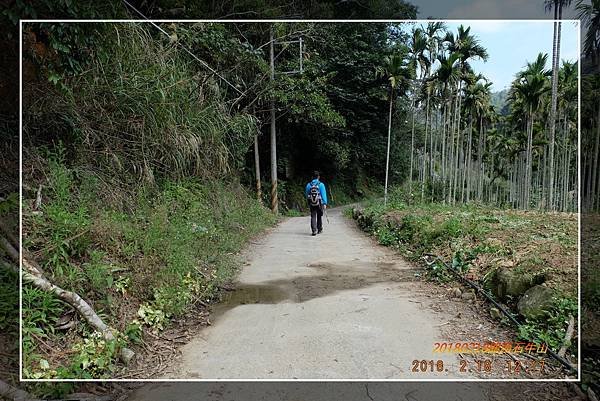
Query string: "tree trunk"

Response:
xmin=466 ymin=114 xmax=473 ymax=203
xmin=269 ymin=26 xmax=278 ymax=214
xmin=548 ymin=7 xmax=561 ymax=211
xmin=591 ymin=100 xmax=600 ymax=211
xmin=524 ymin=106 xmax=534 ymax=210
xmin=384 ymin=89 xmax=394 ymax=206
xmin=254 ymin=134 xmax=262 ymax=202
xmin=421 ymin=90 xmax=430 ymax=202
xmin=409 ymin=83 xmax=416 ymax=185
xmin=441 ymin=99 xmax=448 ymax=201
xmin=452 ymin=81 xmax=463 ymax=205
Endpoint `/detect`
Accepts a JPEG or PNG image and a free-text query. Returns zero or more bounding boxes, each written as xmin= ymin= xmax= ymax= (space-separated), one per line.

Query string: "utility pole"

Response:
xmin=270 ymin=25 xmax=278 ymax=214
xmin=267 ymin=26 xmax=303 ymax=214
xmin=254 ymin=132 xmax=262 ymax=203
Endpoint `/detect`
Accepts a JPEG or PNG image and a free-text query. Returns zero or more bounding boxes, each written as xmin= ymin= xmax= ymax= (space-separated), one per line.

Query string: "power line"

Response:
xmin=121 ymin=0 xmax=243 ymax=95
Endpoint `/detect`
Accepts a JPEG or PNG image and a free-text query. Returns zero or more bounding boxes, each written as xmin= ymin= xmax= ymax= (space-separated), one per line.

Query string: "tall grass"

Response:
xmin=25 ymin=23 xmax=257 ymax=192
xmin=22 ymin=157 xmax=276 ymax=379
xmin=20 ymin=22 xmax=275 ymax=380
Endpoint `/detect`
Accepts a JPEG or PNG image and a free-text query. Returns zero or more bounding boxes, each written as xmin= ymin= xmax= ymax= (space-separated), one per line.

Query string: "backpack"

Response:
xmin=307 ymin=182 xmax=321 ymax=207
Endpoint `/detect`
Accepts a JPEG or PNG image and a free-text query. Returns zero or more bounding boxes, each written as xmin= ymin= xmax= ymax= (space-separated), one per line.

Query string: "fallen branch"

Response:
xmin=589 ymin=387 xmax=599 ymax=401
xmin=0 ymin=379 xmax=31 ymax=401
xmin=0 ymin=236 xmax=19 ymax=264
xmin=0 ymin=234 xmax=135 ymax=365
xmin=0 ymin=219 xmax=18 ymax=248
xmin=21 ymin=260 xmax=134 ymax=364
xmin=558 ymin=314 xmax=575 ymax=358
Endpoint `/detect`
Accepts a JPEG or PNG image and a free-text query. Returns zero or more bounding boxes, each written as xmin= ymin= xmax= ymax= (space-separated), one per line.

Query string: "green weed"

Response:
xmin=518 ymin=296 xmax=578 ymax=353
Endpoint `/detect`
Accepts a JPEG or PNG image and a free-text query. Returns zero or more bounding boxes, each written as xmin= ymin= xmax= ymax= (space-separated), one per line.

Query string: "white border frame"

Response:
xmin=19 ymin=18 xmax=582 ymax=383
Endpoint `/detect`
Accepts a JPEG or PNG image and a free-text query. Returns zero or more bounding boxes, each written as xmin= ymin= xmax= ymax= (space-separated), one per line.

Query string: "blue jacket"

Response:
xmin=305 ymin=179 xmax=328 ymax=205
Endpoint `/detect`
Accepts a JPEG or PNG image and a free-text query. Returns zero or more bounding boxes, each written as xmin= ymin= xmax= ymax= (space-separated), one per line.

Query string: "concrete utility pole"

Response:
xmin=270 ymin=26 xmax=278 ymax=214
xmin=267 ymin=25 xmax=304 ymax=214
xmin=254 ymin=133 xmax=262 ymax=202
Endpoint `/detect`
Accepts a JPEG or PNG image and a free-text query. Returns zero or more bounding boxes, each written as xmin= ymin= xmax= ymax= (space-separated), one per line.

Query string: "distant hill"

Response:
xmin=491 ymin=89 xmax=509 ymax=115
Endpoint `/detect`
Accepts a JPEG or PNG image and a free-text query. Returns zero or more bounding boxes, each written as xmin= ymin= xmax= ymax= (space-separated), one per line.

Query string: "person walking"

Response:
xmin=305 ymin=171 xmax=328 ymax=236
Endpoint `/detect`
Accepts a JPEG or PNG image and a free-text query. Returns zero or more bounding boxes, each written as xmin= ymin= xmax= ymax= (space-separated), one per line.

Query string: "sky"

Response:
xmin=405 ymin=20 xmax=580 ymax=92
xmin=413 ymin=0 xmax=578 ymax=19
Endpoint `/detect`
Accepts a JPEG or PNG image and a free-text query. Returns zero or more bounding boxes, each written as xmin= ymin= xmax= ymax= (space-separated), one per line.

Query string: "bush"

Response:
xmin=22 ymin=154 xmax=277 ymax=377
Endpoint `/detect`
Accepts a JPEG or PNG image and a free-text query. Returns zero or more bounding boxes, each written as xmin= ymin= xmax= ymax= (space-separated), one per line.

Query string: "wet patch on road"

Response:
xmin=213 ymin=260 xmax=423 ymax=318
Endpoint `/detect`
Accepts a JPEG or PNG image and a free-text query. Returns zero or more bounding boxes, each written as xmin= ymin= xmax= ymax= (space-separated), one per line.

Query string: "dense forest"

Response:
xmin=20 ymin=20 xmax=579 ymax=214
xmin=0 ymin=0 xmax=598 ymax=397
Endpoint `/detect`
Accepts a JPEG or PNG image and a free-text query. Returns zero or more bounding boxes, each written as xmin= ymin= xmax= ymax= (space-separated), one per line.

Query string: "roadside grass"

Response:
xmin=350 ymin=186 xmax=579 ymax=358
xmin=21 ymin=158 xmax=276 ymax=380
xmin=582 ymin=214 xmax=600 ymax=391
xmin=0 ymin=194 xmax=19 ymax=387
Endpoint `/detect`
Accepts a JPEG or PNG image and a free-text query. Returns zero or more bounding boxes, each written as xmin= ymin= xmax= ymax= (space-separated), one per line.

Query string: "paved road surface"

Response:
xmin=160 ymin=207 xmax=469 ymax=380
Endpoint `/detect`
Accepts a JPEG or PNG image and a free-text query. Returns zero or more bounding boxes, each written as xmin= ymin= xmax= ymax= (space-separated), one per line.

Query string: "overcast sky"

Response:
xmin=403 ymin=20 xmax=579 ymax=92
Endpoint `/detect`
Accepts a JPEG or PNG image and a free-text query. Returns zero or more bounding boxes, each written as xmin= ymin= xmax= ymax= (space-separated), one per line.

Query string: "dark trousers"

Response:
xmin=310 ymin=204 xmax=323 ymax=233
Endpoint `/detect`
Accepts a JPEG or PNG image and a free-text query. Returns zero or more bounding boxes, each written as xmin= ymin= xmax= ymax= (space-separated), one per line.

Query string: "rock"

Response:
xmin=490 ymin=307 xmax=502 ymax=320
xmin=517 ymin=285 xmax=555 ymax=319
xmin=461 ymin=290 xmax=475 ymax=300
xmin=451 ymin=288 xmax=462 ymax=298
xmin=493 ymin=267 xmax=542 ymax=301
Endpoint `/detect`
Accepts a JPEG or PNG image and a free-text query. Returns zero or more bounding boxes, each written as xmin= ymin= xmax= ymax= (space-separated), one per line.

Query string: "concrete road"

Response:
xmin=125 ymin=208 xmax=579 ymax=401
xmin=161 ymin=207 xmax=469 ymax=380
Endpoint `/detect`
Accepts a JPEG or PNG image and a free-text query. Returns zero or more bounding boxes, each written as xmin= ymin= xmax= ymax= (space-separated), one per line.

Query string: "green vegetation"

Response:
xmin=352 ymin=187 xmax=578 ymax=355
xmin=19 ymin=21 xmax=280 ymax=380
xmin=401 ymin=23 xmax=577 ymax=212
xmin=19 ymin=17 xmax=410 ymax=382
xmin=22 ymin=155 xmax=275 ymax=379
xmin=1 ymin=0 xmax=590 ymax=387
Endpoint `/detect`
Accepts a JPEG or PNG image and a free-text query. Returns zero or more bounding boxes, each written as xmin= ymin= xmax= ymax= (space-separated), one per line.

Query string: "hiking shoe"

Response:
xmin=311 ymin=232 xmax=317 ymax=236
xmin=317 ymin=229 xmax=323 ymax=234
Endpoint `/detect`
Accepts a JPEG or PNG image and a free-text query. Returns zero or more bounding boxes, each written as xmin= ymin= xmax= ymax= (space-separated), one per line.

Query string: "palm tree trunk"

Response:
xmin=421 ymin=91 xmax=430 ymax=202
xmin=525 ymin=105 xmax=534 ymax=210
xmin=466 ymin=114 xmax=473 ymax=202
xmin=477 ymin=115 xmax=484 ymax=201
xmin=562 ymin=108 xmax=569 ymax=211
xmin=548 ymin=7 xmax=561 ymax=211
xmin=441 ymin=101 xmax=448 ymax=201
xmin=593 ymin=100 xmax=600 ymax=211
xmin=451 ymin=82 xmax=462 ymax=204
xmin=409 ymin=85 xmax=416 ymax=185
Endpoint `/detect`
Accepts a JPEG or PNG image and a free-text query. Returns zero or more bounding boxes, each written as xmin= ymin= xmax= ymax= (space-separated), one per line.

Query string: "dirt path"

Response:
xmin=160 ymin=207 xmax=474 ymax=380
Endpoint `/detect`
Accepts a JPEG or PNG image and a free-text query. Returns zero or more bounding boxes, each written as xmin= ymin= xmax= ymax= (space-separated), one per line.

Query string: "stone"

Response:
xmin=493 ymin=267 xmax=538 ymax=300
xmin=461 ymin=290 xmax=475 ymax=300
xmin=517 ymin=285 xmax=555 ymax=319
xmin=451 ymin=288 xmax=462 ymax=298
xmin=490 ymin=307 xmax=502 ymax=320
